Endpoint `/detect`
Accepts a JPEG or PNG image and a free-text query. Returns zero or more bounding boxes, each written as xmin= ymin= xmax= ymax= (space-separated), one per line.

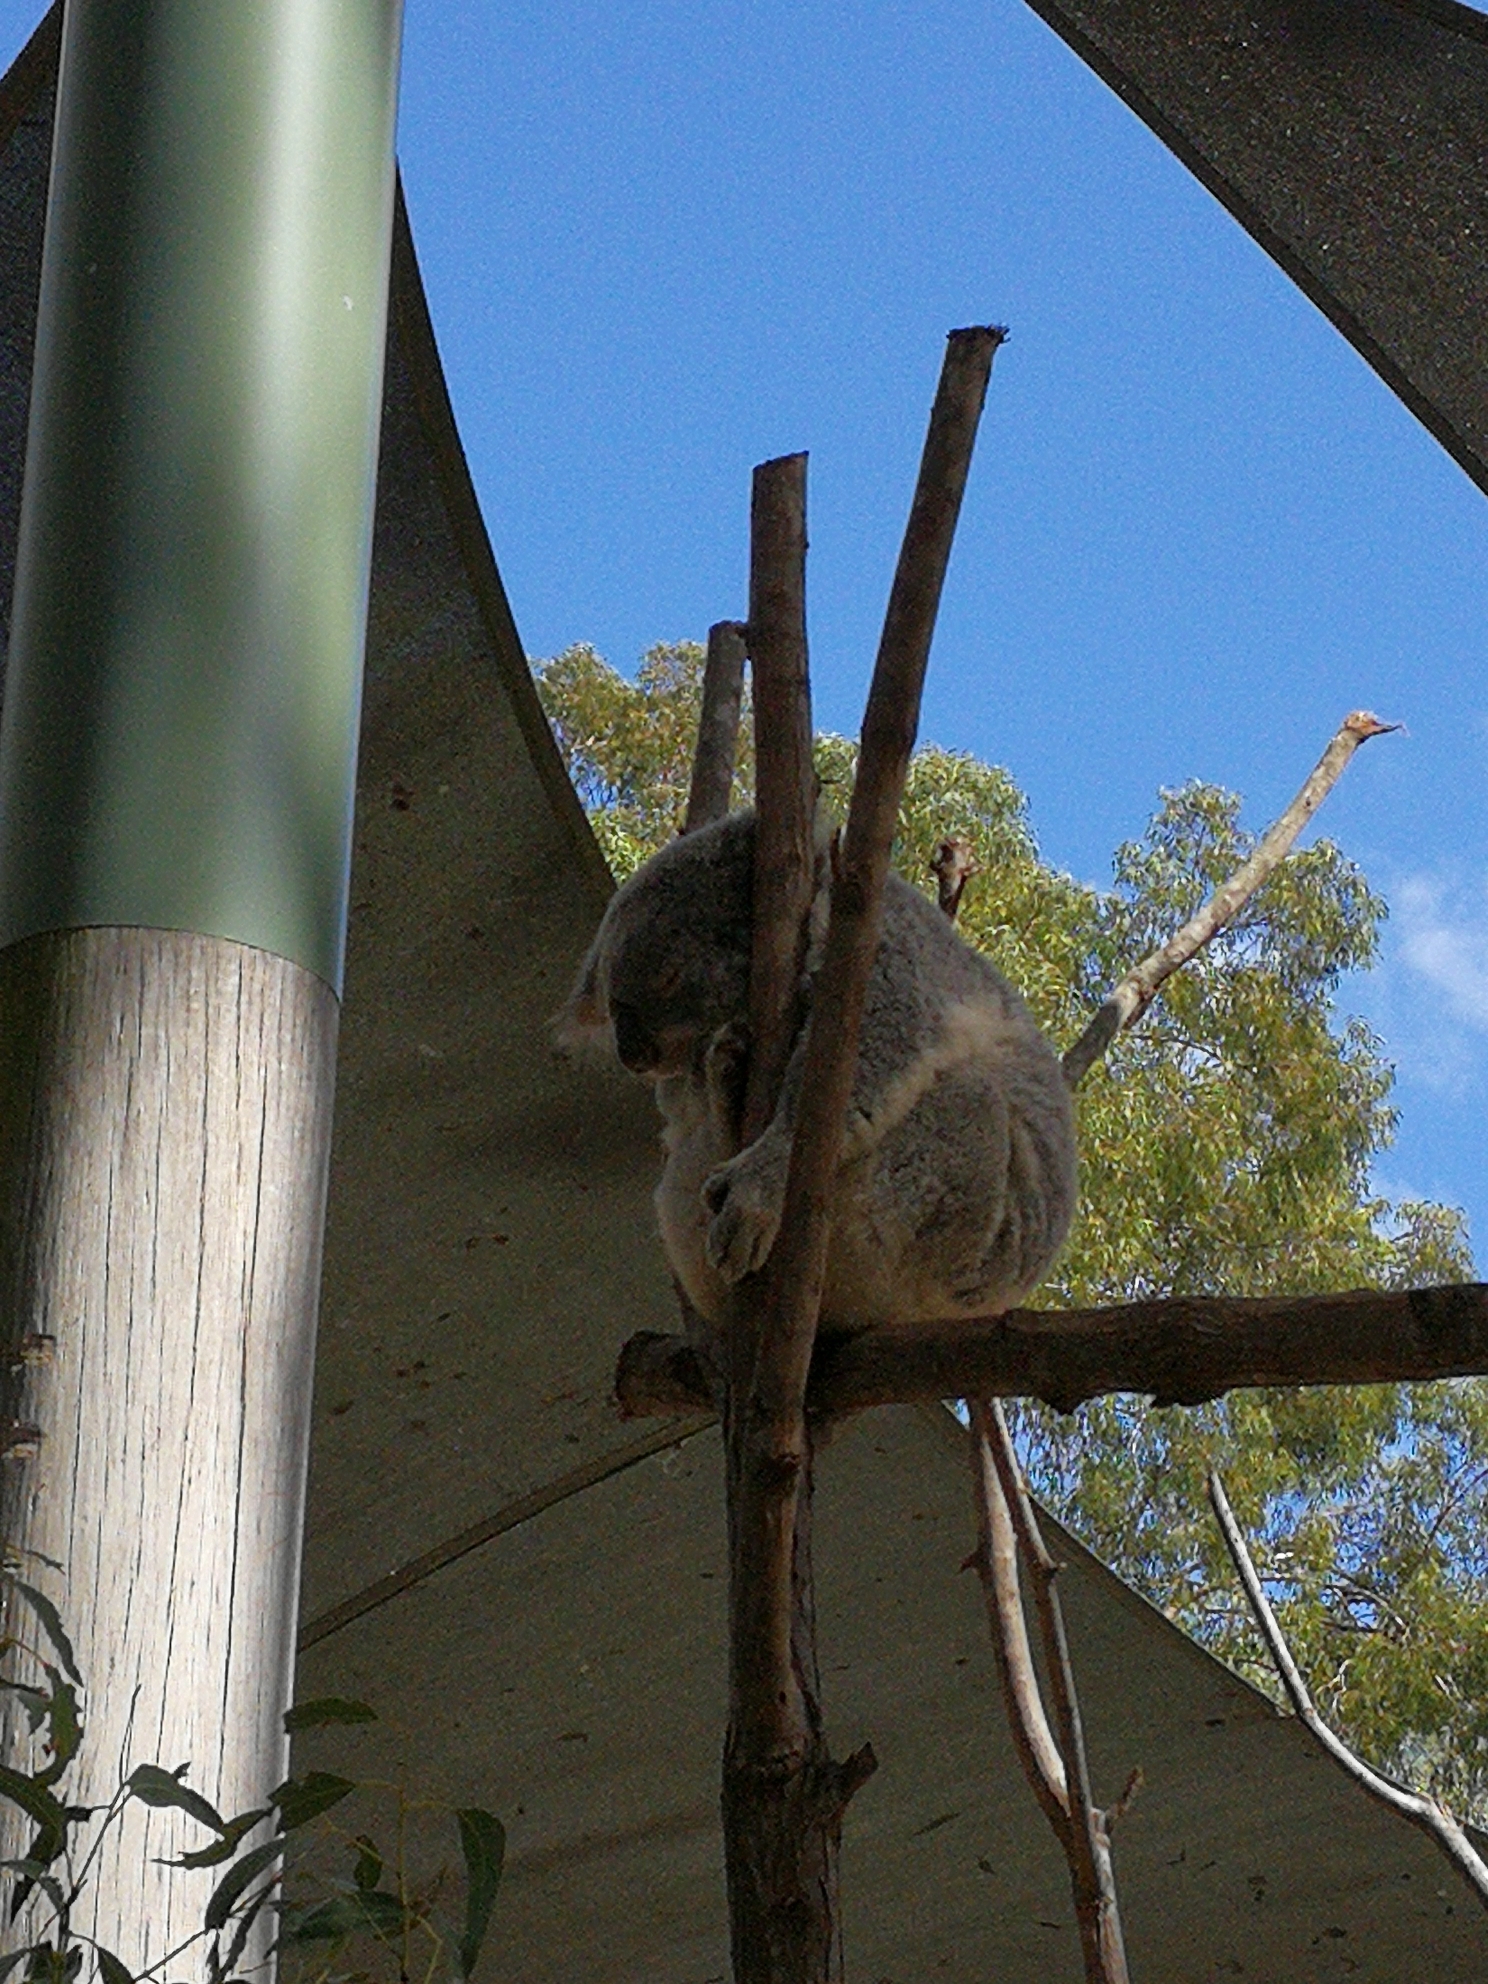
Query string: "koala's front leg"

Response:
xmin=698 ymin=1022 xmax=790 ymax=1281
xmin=699 ymin=926 xmax=902 ymax=1283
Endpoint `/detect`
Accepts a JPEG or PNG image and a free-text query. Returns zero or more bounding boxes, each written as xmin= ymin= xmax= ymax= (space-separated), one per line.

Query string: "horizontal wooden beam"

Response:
xmin=615 ymin=1283 xmax=1488 ymax=1419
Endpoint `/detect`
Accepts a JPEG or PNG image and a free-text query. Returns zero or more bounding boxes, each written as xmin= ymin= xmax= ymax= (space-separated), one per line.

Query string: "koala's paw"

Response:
xmin=702 ymin=1150 xmax=784 ymax=1282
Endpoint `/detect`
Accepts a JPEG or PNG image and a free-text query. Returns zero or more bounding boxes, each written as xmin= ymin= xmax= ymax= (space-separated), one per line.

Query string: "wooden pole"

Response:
xmin=724 ymin=451 xmax=838 ymax=1982
xmin=742 ymin=455 xmax=817 ymax=1146
xmin=684 ymin=620 xmax=749 ymax=834
xmin=0 ymin=0 xmax=403 ymax=1964
xmin=723 ymin=330 xmax=1002 ymax=1982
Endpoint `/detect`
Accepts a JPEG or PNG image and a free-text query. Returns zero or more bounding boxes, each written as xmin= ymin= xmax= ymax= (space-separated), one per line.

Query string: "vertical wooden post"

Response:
xmin=723 ymin=332 xmax=1001 ymax=1982
xmin=0 ymin=0 xmax=403 ymax=1964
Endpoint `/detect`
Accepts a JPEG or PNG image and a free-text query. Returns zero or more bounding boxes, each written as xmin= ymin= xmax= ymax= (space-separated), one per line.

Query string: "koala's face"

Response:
xmin=559 ymin=812 xmax=757 ymax=1077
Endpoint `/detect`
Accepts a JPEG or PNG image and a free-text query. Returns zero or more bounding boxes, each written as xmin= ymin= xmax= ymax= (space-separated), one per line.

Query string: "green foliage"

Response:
xmin=534 ymin=638 xmax=1488 ymax=1817
xmin=0 ymin=1580 xmax=504 ymax=1981
xmin=535 ymin=640 xmax=755 ymax=876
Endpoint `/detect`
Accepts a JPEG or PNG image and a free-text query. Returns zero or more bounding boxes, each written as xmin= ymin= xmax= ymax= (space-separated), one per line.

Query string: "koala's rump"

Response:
xmin=825 ymin=1045 xmax=1075 ymax=1327
xmin=656 ymin=1025 xmax=1075 ymax=1331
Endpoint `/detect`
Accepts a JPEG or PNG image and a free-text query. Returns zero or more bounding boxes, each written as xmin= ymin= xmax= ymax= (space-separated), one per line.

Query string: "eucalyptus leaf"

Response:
xmin=350 ymin=1835 xmax=381 ymax=1891
xmin=275 ymin=1889 xmax=407 ymax=1943
xmin=33 ymin=1672 xmax=80 ymax=1787
xmin=7 ymin=1826 xmax=63 ymax=1919
xmin=10 ymin=1586 xmax=80 ymax=1686
xmin=271 ymin=1772 xmax=355 ymax=1832
xmin=125 ymin=1765 xmax=223 ymax=1833
xmin=203 ymin=1838 xmax=284 ymax=1932
xmin=164 ymin=1807 xmax=271 ymax=1870
xmin=456 ymin=1807 xmax=505 ymax=1977
xmin=282 ymin=1698 xmax=376 ymax=1734
xmin=217 ymin=1874 xmax=277 ymax=1975
xmin=92 ymin=1951 xmax=133 ymax=1984
xmin=0 ymin=1767 xmax=67 ymax=1836
xmin=0 ymin=1683 xmax=50 ymax=1735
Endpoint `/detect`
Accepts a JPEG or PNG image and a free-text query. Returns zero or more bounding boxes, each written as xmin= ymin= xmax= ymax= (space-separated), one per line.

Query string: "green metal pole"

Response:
xmin=0 ymin=0 xmax=403 ymax=1962
xmin=0 ymin=0 xmax=404 ymax=991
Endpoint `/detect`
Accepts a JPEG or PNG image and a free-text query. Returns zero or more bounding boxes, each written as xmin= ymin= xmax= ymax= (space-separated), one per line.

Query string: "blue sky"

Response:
xmin=4 ymin=1 xmax=1488 ymax=1260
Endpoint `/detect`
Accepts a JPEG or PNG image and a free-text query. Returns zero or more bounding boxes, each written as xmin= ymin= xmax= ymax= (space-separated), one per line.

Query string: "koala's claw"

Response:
xmin=703 ymin=1157 xmax=784 ymax=1282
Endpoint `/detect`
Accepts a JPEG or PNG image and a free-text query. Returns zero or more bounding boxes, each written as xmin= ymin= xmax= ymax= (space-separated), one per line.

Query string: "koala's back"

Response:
xmin=819 ymin=872 xmax=1076 ymax=1324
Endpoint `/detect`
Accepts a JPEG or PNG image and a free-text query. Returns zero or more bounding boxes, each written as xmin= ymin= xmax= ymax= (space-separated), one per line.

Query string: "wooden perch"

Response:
xmin=684 ymin=620 xmax=748 ymax=833
xmin=614 ymin=1281 xmax=1488 ymax=1420
xmin=1062 ymin=709 xmax=1397 ymax=1086
xmin=1208 ymin=1471 xmax=1488 ymax=1910
xmin=757 ymin=326 xmax=1005 ymax=1416
xmin=972 ymin=1402 xmax=1131 ymax=1982
xmin=722 ymin=332 xmax=1002 ymax=1984
xmin=723 ymin=445 xmax=848 ymax=1984
xmin=742 ymin=455 xmax=816 ymax=1145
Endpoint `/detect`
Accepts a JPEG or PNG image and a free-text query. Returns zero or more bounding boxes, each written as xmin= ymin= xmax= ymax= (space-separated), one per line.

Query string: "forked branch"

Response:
xmin=968 ymin=1405 xmax=1070 ymax=1836
xmin=724 ymin=331 xmax=1003 ymax=1983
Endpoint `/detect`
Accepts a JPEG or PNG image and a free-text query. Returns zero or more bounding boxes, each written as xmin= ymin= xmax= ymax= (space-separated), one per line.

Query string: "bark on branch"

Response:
xmin=723 ymin=332 xmax=1002 ymax=1982
xmin=742 ymin=456 xmax=816 ymax=1146
xmin=615 ymin=1281 xmax=1488 ymax=1420
xmin=1208 ymin=1470 xmax=1488 ymax=1910
xmin=968 ymin=1407 xmax=1070 ymax=1833
xmin=970 ymin=1401 xmax=1130 ymax=1982
xmin=724 ymin=447 xmax=833 ymax=1984
xmin=1062 ymin=709 xmax=1397 ymax=1086
xmin=684 ymin=620 xmax=749 ymax=834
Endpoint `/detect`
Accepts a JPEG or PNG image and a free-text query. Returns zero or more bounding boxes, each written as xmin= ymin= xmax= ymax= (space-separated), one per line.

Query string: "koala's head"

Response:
xmin=558 ymin=812 xmax=760 ymax=1077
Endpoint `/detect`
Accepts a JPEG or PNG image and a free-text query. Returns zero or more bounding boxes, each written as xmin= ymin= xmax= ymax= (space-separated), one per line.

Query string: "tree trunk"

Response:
xmin=0 ymin=928 xmax=337 ymax=1964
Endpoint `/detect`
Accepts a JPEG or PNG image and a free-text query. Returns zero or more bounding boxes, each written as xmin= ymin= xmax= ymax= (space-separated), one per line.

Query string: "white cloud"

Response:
xmin=1394 ymin=874 xmax=1488 ymax=1031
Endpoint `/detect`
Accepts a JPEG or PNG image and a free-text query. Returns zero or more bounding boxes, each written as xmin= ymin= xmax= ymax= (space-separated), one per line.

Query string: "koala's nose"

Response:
xmin=611 ymin=1001 xmax=657 ymax=1072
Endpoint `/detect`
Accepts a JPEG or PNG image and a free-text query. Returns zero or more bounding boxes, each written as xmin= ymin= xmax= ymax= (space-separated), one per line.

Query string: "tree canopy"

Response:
xmin=536 ymin=638 xmax=1485 ymax=1818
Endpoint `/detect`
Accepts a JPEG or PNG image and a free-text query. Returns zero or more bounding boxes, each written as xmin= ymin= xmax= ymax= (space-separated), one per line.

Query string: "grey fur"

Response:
xmin=559 ymin=811 xmax=1076 ymax=1329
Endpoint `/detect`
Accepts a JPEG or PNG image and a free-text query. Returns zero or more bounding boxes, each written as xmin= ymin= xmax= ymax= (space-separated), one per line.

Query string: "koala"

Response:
xmin=560 ymin=810 xmax=1076 ymax=1331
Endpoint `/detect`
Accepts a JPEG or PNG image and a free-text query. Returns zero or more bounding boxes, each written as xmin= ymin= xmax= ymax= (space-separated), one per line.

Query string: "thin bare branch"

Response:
xmin=1062 ymin=710 xmax=1398 ymax=1086
xmin=968 ymin=1401 xmax=1071 ymax=1834
xmin=613 ymin=1280 xmax=1488 ymax=1420
xmin=684 ymin=620 xmax=748 ymax=833
xmin=945 ymin=780 xmax=1075 ymax=1861
xmin=1208 ymin=1471 xmax=1488 ymax=1910
xmin=983 ymin=1402 xmax=1130 ymax=1984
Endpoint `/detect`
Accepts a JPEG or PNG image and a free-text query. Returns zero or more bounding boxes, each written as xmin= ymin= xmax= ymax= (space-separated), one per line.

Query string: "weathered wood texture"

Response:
xmin=727 ymin=447 xmax=839 ymax=1983
xmin=685 ymin=619 xmax=748 ymax=834
xmin=742 ymin=453 xmax=815 ymax=1147
xmin=0 ymin=927 xmax=338 ymax=1966
xmin=616 ymin=1282 xmax=1488 ymax=1420
xmin=722 ymin=334 xmax=1000 ymax=1984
